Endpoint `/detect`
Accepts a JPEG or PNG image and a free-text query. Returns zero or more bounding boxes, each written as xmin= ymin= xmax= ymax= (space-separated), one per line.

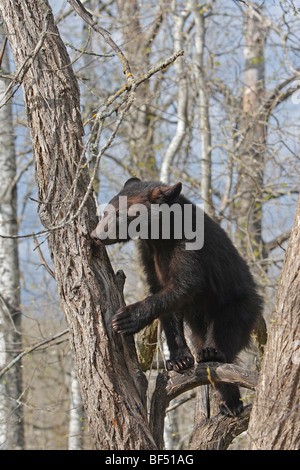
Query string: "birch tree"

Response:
xmin=68 ymin=365 xmax=85 ymax=450
xmin=160 ymin=4 xmax=189 ymax=184
xmin=189 ymin=0 xmax=213 ymax=216
xmin=0 ymin=42 xmax=24 ymax=450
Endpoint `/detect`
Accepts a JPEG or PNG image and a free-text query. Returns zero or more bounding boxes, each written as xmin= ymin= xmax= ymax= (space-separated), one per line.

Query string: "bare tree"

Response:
xmin=1 ymin=0 xmax=299 ymax=450
xmin=235 ymin=3 xmax=267 ymax=263
xmin=0 ymin=0 xmax=261 ymax=450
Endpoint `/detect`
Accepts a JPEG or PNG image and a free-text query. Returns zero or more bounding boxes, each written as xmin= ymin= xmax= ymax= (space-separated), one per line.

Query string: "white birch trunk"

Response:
xmin=68 ymin=366 xmax=84 ymax=450
xmin=0 ymin=48 xmax=24 ymax=450
xmin=0 ymin=312 xmax=7 ymax=449
xmin=190 ymin=0 xmax=213 ymax=216
xmin=159 ymin=7 xmax=189 ymax=184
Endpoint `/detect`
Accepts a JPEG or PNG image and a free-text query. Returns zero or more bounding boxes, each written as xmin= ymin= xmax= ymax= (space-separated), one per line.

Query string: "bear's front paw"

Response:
xmin=112 ymin=303 xmax=145 ymax=336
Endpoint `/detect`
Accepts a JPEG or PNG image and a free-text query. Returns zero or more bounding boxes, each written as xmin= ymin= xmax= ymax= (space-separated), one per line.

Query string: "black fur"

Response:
xmin=91 ymin=178 xmax=263 ymax=416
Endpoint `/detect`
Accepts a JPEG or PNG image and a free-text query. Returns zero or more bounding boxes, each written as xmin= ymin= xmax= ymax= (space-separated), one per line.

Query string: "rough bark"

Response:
xmin=191 ymin=405 xmax=251 ymax=450
xmin=247 ymin=195 xmax=300 ymax=450
xmin=0 ymin=0 xmax=155 ymax=450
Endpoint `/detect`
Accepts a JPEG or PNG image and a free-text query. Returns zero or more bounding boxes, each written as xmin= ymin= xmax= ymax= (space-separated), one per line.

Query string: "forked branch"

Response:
xmin=150 ymin=363 xmax=258 ymax=448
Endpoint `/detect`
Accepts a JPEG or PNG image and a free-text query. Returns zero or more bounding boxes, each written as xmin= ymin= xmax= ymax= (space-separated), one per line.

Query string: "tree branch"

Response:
xmin=67 ymin=0 xmax=134 ymax=83
xmin=149 ymin=363 xmax=258 ymax=448
xmin=190 ymin=404 xmax=252 ymax=450
xmin=264 ymin=230 xmax=291 ymax=256
xmin=0 ymin=37 xmax=8 ymax=68
xmin=0 ymin=329 xmax=69 ymax=380
xmin=167 ymin=363 xmax=257 ymax=400
xmin=33 ymin=235 xmax=55 ymax=278
xmin=263 ymin=70 xmax=300 ymax=114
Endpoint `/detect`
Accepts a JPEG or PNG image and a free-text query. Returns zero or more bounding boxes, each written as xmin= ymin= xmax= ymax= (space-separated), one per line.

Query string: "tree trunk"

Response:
xmin=189 ymin=0 xmax=213 ymax=216
xmin=247 ymin=195 xmax=300 ymax=450
xmin=116 ymin=0 xmax=158 ymax=179
xmin=0 ymin=0 xmax=155 ymax=450
xmin=160 ymin=5 xmax=188 ymax=184
xmin=0 ymin=43 xmax=24 ymax=450
xmin=68 ymin=366 xmax=84 ymax=450
xmin=235 ymin=4 xmax=267 ymax=265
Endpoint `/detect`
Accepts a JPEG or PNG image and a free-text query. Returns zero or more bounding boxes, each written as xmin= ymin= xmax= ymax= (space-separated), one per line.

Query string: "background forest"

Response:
xmin=0 ymin=0 xmax=299 ymax=450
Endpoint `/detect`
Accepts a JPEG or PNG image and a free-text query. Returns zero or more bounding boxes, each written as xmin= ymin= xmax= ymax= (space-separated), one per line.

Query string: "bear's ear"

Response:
xmin=149 ymin=182 xmax=182 ymax=202
xmin=123 ymin=177 xmax=141 ymax=188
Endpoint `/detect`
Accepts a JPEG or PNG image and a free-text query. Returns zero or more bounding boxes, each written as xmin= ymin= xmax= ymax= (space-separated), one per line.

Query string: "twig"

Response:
xmin=0 ymin=158 xmax=34 ymax=205
xmin=0 ymin=37 xmax=8 ymax=68
xmin=0 ymin=329 xmax=69 ymax=379
xmin=65 ymin=41 xmax=114 ymax=58
xmin=166 ymin=391 xmax=196 ymax=413
xmin=84 ymin=49 xmax=184 ymax=125
xmin=0 ymin=293 xmax=22 ymax=335
xmin=67 ymin=0 xmax=134 ymax=84
xmin=33 ymin=235 xmax=55 ymax=278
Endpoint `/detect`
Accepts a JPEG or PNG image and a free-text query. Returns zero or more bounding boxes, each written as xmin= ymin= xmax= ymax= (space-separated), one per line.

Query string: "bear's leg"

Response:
xmin=196 ymin=324 xmax=244 ymax=417
xmin=112 ymin=286 xmax=185 ymax=336
xmin=160 ymin=313 xmax=194 ymax=372
xmin=214 ymin=383 xmax=243 ymax=417
xmin=197 ymin=348 xmax=243 ymax=416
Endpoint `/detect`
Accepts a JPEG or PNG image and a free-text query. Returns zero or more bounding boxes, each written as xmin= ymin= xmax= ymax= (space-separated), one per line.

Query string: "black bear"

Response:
xmin=90 ymin=178 xmax=262 ymax=416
